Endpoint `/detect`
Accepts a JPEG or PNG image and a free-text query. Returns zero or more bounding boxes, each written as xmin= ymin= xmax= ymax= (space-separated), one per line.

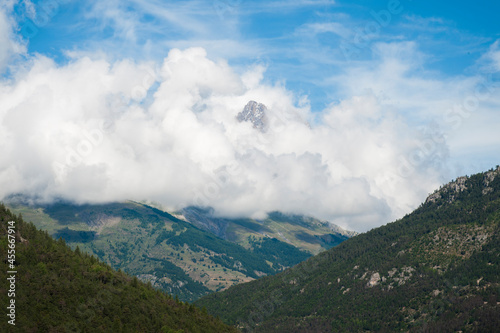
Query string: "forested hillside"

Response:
xmin=6 ymin=201 xmax=317 ymax=302
xmin=196 ymin=167 xmax=500 ymax=332
xmin=0 ymin=204 xmax=236 ymax=332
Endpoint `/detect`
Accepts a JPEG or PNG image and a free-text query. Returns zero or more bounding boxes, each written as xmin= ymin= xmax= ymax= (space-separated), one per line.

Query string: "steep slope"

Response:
xmin=5 ymin=201 xmax=316 ymax=302
xmin=196 ymin=167 xmax=500 ymax=332
xmin=0 ymin=204 xmax=236 ymax=332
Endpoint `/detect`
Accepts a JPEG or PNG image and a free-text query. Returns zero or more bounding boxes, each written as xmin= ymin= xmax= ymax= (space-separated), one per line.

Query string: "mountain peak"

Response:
xmin=237 ymin=100 xmax=268 ymax=132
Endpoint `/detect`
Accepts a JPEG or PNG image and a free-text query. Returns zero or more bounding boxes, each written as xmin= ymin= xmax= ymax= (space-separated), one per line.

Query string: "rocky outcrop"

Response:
xmin=483 ymin=166 xmax=500 ymax=194
xmin=426 ymin=166 xmax=500 ymax=204
xmin=367 ymin=272 xmax=381 ymax=287
xmin=237 ymin=101 xmax=268 ymax=132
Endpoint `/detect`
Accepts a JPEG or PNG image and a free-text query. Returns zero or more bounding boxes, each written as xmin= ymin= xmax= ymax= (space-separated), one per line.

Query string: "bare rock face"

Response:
xmin=483 ymin=165 xmax=500 ymax=194
xmin=237 ymin=101 xmax=268 ymax=132
xmin=367 ymin=272 xmax=381 ymax=287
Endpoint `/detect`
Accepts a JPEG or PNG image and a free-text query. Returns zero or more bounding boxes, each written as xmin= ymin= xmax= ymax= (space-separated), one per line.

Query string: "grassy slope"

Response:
xmin=196 ymin=168 xmax=500 ymax=332
xmin=0 ymin=204 xmax=237 ymax=333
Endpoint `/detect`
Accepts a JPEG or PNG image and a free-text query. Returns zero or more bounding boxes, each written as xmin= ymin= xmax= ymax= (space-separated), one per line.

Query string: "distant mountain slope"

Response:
xmin=179 ymin=206 xmax=355 ymax=255
xmin=0 ymin=204 xmax=236 ymax=332
xmin=196 ymin=167 xmax=500 ymax=332
xmin=6 ymin=201 xmax=327 ymax=302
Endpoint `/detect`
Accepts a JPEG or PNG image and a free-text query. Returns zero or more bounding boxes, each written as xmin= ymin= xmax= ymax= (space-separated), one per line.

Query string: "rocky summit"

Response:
xmin=237 ymin=100 xmax=268 ymax=132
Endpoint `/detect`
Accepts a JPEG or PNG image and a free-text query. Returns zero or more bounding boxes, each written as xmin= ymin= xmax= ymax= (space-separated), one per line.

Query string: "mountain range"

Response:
xmin=2 ymin=166 xmax=499 ymax=331
xmin=5 ymin=199 xmax=354 ymax=302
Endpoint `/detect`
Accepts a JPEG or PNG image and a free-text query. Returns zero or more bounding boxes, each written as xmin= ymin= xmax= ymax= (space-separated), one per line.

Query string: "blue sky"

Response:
xmin=1 ymin=0 xmax=499 ymax=230
xmin=13 ymin=0 xmax=500 ymax=110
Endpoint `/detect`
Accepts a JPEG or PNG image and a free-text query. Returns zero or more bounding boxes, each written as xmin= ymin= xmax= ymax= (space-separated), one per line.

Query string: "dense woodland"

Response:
xmin=196 ymin=167 xmax=500 ymax=332
xmin=0 ymin=204 xmax=236 ymax=332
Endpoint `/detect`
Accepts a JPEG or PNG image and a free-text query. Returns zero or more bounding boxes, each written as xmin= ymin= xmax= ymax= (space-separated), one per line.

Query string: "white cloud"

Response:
xmin=1 ymin=45 xmax=467 ymax=232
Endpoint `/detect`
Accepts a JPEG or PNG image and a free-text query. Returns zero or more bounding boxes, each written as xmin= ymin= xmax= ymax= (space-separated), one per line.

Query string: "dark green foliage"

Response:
xmin=155 ymin=229 xmax=176 ymax=245
xmin=250 ymin=237 xmax=311 ymax=268
xmin=142 ymin=255 xmax=209 ymax=296
xmin=231 ymin=218 xmax=271 ymax=233
xmin=267 ymin=211 xmax=306 ymax=224
xmin=165 ymin=227 xmax=275 ymax=278
xmin=294 ymin=232 xmax=349 ymax=249
xmin=0 ymin=204 xmax=237 ymax=332
xmin=196 ymin=167 xmax=500 ymax=332
xmin=54 ymin=227 xmax=97 ymax=243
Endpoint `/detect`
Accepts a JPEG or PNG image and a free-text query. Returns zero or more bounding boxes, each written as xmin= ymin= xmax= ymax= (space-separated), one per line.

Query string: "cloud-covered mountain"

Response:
xmin=1 ymin=3 xmax=500 ymax=232
xmin=0 ymin=46 xmax=454 ymax=232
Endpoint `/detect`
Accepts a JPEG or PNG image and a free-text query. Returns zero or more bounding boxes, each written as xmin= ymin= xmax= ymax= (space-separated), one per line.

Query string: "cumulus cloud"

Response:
xmin=0 ymin=44 xmax=460 ymax=232
xmin=328 ymin=41 xmax=500 ymax=176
